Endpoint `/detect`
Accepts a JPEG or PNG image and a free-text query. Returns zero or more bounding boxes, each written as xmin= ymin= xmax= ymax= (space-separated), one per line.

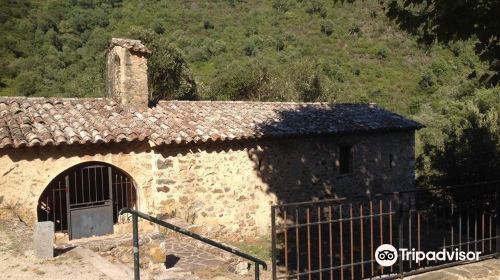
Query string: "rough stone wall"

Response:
xmin=0 ymin=142 xmax=155 ymax=225
xmin=0 ymin=131 xmax=415 ymax=239
xmin=106 ymin=45 xmax=149 ymax=111
xmin=150 ymin=131 xmax=415 ymax=238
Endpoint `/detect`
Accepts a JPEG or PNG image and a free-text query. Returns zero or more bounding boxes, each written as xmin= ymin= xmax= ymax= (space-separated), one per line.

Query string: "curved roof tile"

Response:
xmin=0 ymin=97 xmax=423 ymax=149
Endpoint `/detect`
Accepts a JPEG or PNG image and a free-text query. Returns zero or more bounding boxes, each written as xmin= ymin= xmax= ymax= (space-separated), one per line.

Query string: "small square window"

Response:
xmin=389 ymin=154 xmax=396 ymax=168
xmin=339 ymin=145 xmax=353 ymax=174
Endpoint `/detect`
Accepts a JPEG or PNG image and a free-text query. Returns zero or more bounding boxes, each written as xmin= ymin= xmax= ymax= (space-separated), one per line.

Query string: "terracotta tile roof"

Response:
xmin=0 ymin=97 xmax=422 ymax=149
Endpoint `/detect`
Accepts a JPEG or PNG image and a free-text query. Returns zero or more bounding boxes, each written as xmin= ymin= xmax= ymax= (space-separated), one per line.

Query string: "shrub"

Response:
xmin=348 ymin=24 xmax=362 ymax=36
xmin=418 ymin=73 xmax=435 ymax=91
xmin=147 ymin=38 xmax=198 ymax=101
xmin=210 ymin=60 xmax=266 ymax=100
xmin=293 ymin=61 xmax=333 ymax=102
xmin=152 ymin=22 xmax=165 ymax=34
xmin=243 ymin=40 xmax=257 ymax=56
xmin=376 ymin=48 xmax=388 ymax=59
xmin=242 ymin=36 xmax=263 ymax=56
xmin=305 ymin=0 xmax=325 ymax=15
xmin=320 ymin=19 xmax=334 ymax=36
xmin=272 ymin=0 xmax=291 ymax=13
xmin=275 ymin=37 xmax=285 ymax=51
xmin=203 ymin=20 xmax=214 ymax=30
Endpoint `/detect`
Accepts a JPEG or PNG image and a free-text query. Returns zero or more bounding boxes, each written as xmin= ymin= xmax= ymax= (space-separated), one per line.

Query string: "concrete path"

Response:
xmin=74 ymin=247 xmax=135 ymax=280
xmin=407 ymin=259 xmax=500 ymax=280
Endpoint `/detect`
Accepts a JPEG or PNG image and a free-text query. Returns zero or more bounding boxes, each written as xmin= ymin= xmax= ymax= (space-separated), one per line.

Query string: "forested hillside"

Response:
xmin=1 ymin=0 xmax=499 ymax=185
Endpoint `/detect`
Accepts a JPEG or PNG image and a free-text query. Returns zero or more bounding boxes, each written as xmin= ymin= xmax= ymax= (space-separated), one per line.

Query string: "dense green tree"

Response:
xmin=417 ymin=93 xmax=500 ymax=187
xmin=148 ymin=38 xmax=198 ymax=102
xmin=340 ymin=0 xmax=500 ymax=85
xmin=2 ymin=0 xmax=500 ymax=185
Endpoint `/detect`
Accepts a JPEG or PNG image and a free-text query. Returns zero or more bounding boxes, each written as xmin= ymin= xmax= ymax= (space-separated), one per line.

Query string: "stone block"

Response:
xmin=34 ymin=221 xmax=54 ymax=259
xmin=156 ymin=158 xmax=173 ymax=169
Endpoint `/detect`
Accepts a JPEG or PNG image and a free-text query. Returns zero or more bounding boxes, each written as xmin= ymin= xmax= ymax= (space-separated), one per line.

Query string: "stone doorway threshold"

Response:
xmin=405 ymin=259 xmax=500 ymax=280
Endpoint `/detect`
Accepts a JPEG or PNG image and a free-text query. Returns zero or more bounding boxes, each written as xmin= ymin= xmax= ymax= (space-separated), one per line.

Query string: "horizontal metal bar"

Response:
xmin=119 ymin=208 xmax=267 ymax=270
xmin=81 ymin=165 xmax=107 ymax=169
xmin=272 ymin=180 xmax=500 ymax=208
xmin=70 ymin=203 xmax=111 ymax=211
xmin=276 ymin=211 xmax=396 ymax=230
xmin=276 ymin=259 xmax=377 ymax=279
xmin=69 ymin=200 xmax=110 ymax=208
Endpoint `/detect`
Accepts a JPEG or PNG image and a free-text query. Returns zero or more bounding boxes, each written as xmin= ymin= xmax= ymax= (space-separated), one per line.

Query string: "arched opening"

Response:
xmin=37 ymin=162 xmax=137 ymax=239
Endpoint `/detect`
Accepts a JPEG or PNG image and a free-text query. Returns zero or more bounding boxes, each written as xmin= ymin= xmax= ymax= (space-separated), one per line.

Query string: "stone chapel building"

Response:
xmin=0 ymin=38 xmax=422 ymax=240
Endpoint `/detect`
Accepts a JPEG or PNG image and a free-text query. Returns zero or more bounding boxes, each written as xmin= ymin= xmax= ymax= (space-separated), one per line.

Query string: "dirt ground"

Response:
xmin=0 ymin=210 xmax=110 ymax=280
xmin=0 ymin=210 xmax=272 ymax=280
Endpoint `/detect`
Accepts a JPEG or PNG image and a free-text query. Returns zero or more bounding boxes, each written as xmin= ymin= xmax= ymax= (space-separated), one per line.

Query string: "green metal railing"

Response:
xmin=119 ymin=208 xmax=267 ymax=280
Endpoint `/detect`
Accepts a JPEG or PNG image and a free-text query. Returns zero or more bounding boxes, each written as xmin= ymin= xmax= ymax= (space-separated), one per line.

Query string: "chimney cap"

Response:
xmin=108 ymin=38 xmax=151 ymax=55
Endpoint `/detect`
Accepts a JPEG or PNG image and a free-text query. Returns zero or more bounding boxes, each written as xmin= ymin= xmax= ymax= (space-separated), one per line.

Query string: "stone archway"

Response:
xmin=37 ymin=161 xmax=137 ymax=239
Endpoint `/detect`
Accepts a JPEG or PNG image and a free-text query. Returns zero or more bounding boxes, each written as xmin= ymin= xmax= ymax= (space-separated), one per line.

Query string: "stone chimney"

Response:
xmin=107 ymin=38 xmax=151 ymax=111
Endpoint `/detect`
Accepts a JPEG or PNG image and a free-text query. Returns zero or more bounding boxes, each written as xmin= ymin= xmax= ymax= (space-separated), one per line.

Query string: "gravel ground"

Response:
xmin=0 ymin=210 xmax=110 ymax=280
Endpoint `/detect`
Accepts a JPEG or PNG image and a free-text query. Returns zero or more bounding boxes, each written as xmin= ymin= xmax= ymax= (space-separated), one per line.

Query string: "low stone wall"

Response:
xmin=0 ymin=131 xmax=415 ymax=239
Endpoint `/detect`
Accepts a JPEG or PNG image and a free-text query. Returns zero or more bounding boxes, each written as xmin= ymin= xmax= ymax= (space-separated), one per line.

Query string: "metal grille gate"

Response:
xmin=271 ymin=182 xmax=500 ymax=280
xmin=37 ymin=163 xmax=137 ymax=239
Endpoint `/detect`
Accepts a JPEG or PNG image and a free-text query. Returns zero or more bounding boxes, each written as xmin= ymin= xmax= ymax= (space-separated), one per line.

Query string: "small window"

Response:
xmin=339 ymin=145 xmax=353 ymax=174
xmin=389 ymin=154 xmax=395 ymax=168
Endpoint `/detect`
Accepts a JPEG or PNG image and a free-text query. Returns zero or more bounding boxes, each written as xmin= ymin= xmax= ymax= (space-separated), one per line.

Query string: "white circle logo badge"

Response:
xmin=375 ymin=244 xmax=398 ymax=267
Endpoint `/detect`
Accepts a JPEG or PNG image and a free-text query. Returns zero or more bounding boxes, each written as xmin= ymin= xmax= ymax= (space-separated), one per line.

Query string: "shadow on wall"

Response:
xmin=246 ymin=106 xmax=406 ymax=205
xmin=1 ymin=141 xmax=152 ymax=162
xmin=246 ymin=107 xmax=413 ymax=279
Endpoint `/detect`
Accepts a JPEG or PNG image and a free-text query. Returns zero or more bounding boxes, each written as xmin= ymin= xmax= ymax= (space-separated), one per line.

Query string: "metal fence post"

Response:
xmin=496 ymin=183 xmax=500 ymax=259
xmin=132 ymin=212 xmax=140 ymax=280
xmin=271 ymin=206 xmax=277 ymax=280
xmin=255 ymin=261 xmax=260 ymax=280
xmin=396 ymin=192 xmax=405 ymax=278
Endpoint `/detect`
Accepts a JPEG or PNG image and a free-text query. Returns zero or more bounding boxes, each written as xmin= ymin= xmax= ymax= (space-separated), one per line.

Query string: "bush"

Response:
xmin=348 ymin=24 xmax=362 ymax=36
xmin=305 ymin=0 xmax=325 ymax=16
xmin=242 ymin=36 xmax=263 ymax=56
xmin=152 ymin=22 xmax=165 ymax=34
xmin=320 ymin=19 xmax=334 ymax=36
xmin=376 ymin=48 xmax=388 ymax=59
xmin=203 ymin=20 xmax=214 ymax=30
xmin=272 ymin=0 xmax=291 ymax=13
xmin=243 ymin=40 xmax=257 ymax=56
xmin=293 ymin=61 xmax=333 ymax=102
xmin=275 ymin=37 xmax=285 ymax=51
xmin=420 ymin=101 xmax=500 ymax=186
xmin=147 ymin=38 xmax=198 ymax=101
xmin=205 ymin=39 xmax=227 ymax=56
xmin=210 ymin=60 xmax=266 ymax=100
xmin=418 ymin=73 xmax=435 ymax=91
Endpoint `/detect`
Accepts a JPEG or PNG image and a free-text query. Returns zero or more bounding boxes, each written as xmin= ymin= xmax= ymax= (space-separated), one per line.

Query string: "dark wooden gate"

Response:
xmin=37 ymin=162 xmax=137 ymax=239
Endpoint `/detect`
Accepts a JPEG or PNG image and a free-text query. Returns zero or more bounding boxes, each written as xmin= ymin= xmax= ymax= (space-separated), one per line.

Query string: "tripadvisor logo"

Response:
xmin=375 ymin=244 xmax=481 ymax=267
xmin=375 ymin=244 xmax=398 ymax=267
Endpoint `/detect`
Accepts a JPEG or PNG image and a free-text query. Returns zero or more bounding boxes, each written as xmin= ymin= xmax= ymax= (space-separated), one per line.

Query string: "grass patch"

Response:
xmin=229 ymin=237 xmax=272 ymax=262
